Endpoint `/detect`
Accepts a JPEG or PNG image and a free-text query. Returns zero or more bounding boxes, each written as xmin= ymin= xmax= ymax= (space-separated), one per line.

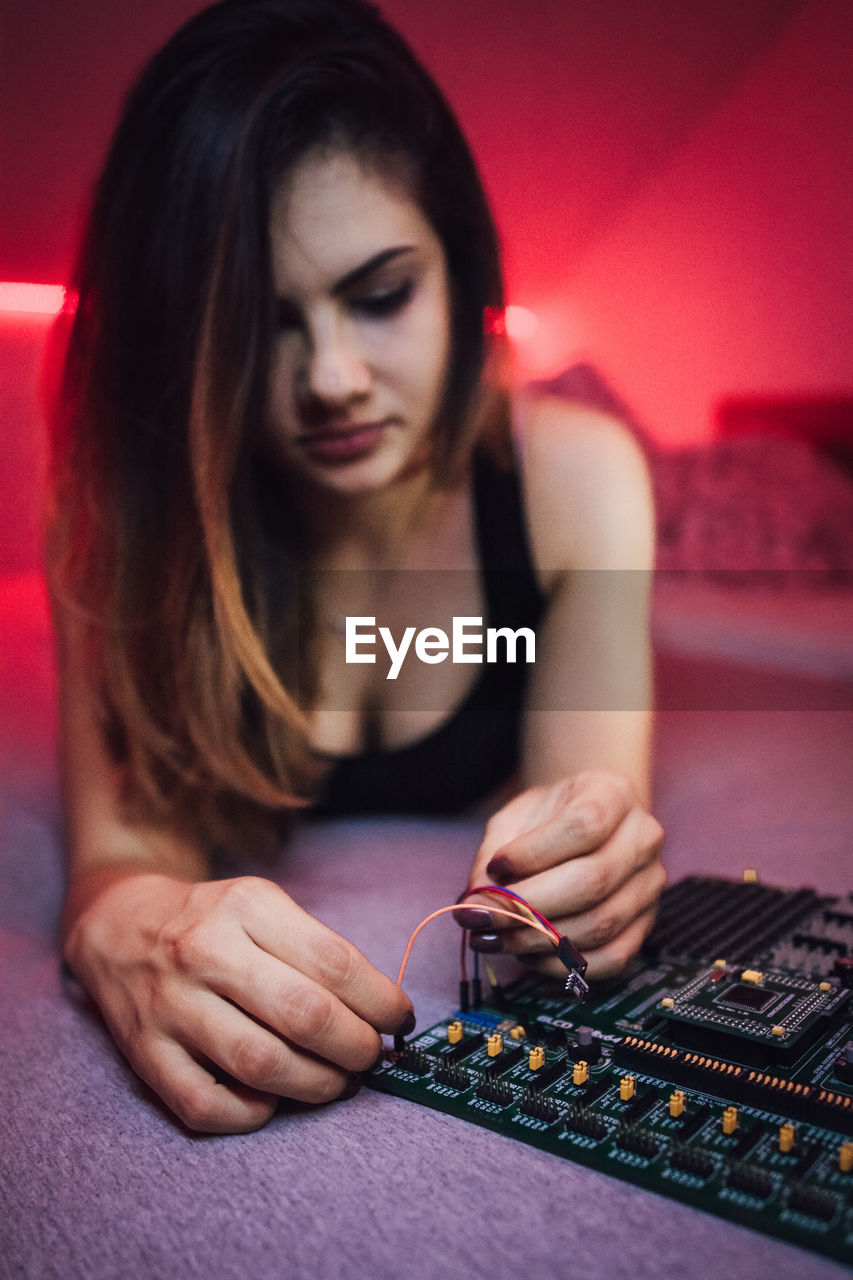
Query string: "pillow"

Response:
xmin=653 ymin=435 xmax=853 ymax=581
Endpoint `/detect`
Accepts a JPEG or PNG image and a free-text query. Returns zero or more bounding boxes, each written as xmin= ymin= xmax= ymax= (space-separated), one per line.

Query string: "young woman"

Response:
xmin=49 ymin=0 xmax=665 ymax=1134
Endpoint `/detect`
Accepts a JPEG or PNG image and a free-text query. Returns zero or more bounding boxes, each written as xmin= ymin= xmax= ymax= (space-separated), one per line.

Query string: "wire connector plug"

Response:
xmin=557 ymin=935 xmax=589 ymax=1002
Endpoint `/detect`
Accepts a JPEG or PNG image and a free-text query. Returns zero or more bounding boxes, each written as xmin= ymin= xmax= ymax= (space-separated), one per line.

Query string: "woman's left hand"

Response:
xmin=461 ymin=770 xmax=666 ymax=981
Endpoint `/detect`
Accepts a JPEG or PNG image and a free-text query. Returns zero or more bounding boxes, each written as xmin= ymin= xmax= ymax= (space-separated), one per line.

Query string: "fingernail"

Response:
xmin=454 ymin=907 xmax=493 ymax=929
xmin=396 ymin=1010 xmax=416 ymax=1037
xmin=339 ymin=1073 xmax=362 ymax=1101
xmin=469 ymin=932 xmax=504 ymax=954
xmin=486 ymin=855 xmax=514 ymax=884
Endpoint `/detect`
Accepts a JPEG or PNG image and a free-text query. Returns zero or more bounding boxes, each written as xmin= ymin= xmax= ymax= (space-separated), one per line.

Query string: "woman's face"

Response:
xmin=265 ymin=148 xmax=452 ymax=497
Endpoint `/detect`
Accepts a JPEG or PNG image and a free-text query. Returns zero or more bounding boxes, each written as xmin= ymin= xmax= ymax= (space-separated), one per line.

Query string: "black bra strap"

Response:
xmin=472 ymin=447 xmax=547 ymax=629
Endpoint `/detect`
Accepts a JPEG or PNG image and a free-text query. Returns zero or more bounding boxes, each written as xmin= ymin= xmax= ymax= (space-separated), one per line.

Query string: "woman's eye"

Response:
xmin=353 ymin=280 xmax=413 ymax=318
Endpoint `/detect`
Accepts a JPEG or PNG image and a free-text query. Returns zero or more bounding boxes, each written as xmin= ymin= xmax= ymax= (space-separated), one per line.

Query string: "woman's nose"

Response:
xmin=305 ymin=318 xmax=371 ymax=405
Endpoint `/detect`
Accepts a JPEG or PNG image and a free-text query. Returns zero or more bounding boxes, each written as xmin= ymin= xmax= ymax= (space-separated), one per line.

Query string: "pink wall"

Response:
xmin=556 ymin=0 xmax=853 ymax=444
xmin=1 ymin=0 xmax=851 ymax=570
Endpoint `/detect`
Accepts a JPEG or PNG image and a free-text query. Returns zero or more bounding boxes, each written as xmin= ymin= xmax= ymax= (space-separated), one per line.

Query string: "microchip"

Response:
xmin=655 ymin=966 xmax=835 ymax=1048
xmin=716 ymin=984 xmax=776 ymax=1013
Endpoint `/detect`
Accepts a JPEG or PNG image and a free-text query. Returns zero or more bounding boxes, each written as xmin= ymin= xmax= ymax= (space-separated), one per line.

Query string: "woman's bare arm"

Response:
xmin=464 ymin=401 xmax=665 ymax=978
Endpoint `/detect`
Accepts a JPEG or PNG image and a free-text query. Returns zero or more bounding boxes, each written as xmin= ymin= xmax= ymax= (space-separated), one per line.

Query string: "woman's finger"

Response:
xmin=211 ymin=947 xmax=383 ymax=1073
xmin=467 ymin=805 xmax=663 ymax=927
xmin=480 ymin=772 xmax=636 ymax=881
xmin=584 ymin=907 xmax=660 ymax=979
xmin=133 ymin=1034 xmax=280 ymax=1135
xmin=513 ymin=906 xmax=660 ymax=985
xmin=487 ymin=858 xmax=666 ymax=958
xmin=177 ymin=989 xmax=356 ymax=1103
xmin=207 ymin=878 xmax=412 ymax=1036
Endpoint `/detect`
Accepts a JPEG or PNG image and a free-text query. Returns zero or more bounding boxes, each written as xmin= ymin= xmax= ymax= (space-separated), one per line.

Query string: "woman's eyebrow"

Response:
xmin=332 ymin=245 xmax=416 ymax=294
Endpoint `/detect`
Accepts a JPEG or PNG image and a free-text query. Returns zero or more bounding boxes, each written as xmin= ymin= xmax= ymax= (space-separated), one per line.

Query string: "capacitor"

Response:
xmin=669 ymin=1090 xmax=685 ymax=1119
xmin=779 ymin=1123 xmax=795 ymax=1154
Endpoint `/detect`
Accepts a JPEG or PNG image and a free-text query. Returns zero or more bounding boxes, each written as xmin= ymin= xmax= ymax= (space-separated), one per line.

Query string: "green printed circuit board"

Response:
xmin=368 ymin=876 xmax=853 ymax=1263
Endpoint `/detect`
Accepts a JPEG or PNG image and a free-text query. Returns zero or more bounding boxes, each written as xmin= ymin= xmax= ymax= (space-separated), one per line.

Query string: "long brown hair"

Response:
xmin=48 ymin=0 xmax=508 ymax=845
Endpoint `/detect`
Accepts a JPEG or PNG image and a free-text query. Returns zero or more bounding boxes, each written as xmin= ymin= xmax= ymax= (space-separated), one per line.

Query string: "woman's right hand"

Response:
xmin=63 ymin=870 xmax=413 ymax=1133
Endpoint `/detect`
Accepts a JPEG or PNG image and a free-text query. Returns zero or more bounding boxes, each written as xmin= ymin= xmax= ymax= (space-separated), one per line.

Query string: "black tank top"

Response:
xmin=311 ymin=447 xmax=547 ymax=815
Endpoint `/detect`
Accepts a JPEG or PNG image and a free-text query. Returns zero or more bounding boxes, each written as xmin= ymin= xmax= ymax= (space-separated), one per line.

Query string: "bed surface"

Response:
xmin=2 ymin=568 xmax=852 ymax=1280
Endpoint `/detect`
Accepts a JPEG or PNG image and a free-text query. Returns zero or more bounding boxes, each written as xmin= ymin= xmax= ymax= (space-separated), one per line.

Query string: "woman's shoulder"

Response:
xmin=512 ymin=392 xmax=655 ymax=575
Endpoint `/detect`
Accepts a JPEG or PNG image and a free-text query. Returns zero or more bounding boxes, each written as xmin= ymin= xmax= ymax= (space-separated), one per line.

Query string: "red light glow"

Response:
xmin=483 ymin=304 xmax=540 ymax=342
xmin=5 ymin=284 xmax=544 ymax=347
xmin=0 ymin=283 xmax=71 ymax=316
xmin=504 ymin=305 xmax=539 ymax=342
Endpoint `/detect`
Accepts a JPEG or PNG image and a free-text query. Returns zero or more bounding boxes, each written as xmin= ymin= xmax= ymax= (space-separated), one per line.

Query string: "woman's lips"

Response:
xmin=297 ymin=421 xmax=389 ymax=464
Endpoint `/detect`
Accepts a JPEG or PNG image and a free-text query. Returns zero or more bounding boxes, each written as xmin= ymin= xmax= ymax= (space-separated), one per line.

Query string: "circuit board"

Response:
xmin=367 ymin=876 xmax=853 ymax=1263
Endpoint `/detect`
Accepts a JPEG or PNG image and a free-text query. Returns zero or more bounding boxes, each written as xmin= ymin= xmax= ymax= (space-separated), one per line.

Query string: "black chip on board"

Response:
xmin=716 ymin=983 xmax=776 ymax=1013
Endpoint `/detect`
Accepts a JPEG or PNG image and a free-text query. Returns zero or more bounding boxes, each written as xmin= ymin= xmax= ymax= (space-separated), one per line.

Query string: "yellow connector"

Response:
xmin=669 ymin=1090 xmax=685 ymax=1119
xmin=779 ymin=1123 xmax=795 ymax=1153
xmin=487 ymin=1033 xmax=503 ymax=1058
xmin=712 ymin=959 xmax=727 ymax=969
xmin=740 ymin=970 xmax=764 ymax=984
xmin=743 ymin=868 xmax=758 ymax=883
xmin=573 ymin=1060 xmax=589 ymax=1086
xmin=722 ymin=1106 xmax=738 ymax=1135
xmin=447 ymin=1020 xmax=463 ymax=1045
xmin=819 ymin=982 xmax=832 ymax=991
xmin=528 ymin=1046 xmax=545 ymax=1071
xmin=620 ymin=1075 xmax=636 ymax=1102
xmin=840 ymin=1142 xmax=853 ymax=1174
xmin=660 ymin=997 xmax=674 ymax=1008
xmin=771 ymin=1025 xmax=786 ymax=1038
xmin=510 ymin=1025 xmax=526 ymax=1041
